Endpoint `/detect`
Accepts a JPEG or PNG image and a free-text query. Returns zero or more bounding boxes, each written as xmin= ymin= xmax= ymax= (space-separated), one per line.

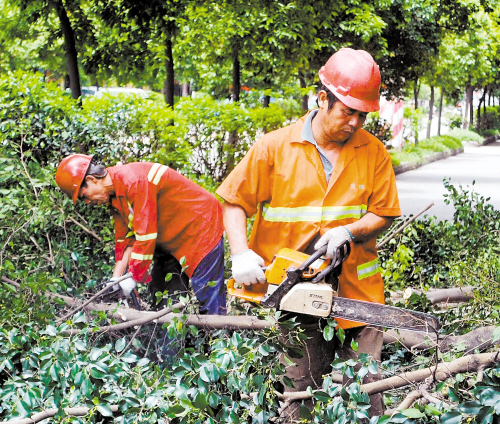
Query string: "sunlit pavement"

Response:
xmin=395 ymin=141 xmax=500 ymax=221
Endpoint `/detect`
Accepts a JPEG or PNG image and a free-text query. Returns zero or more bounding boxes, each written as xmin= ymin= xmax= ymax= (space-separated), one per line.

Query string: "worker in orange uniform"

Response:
xmin=216 ymin=48 xmax=400 ymax=416
xmin=55 ymin=155 xmax=226 ymax=315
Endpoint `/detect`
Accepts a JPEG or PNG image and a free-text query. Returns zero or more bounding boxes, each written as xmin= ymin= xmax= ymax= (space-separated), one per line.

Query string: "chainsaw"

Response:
xmin=228 ymin=243 xmax=440 ymax=333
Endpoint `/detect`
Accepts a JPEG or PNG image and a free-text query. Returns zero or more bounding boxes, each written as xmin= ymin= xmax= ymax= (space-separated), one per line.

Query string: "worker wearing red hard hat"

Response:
xmin=55 ymin=156 xmax=226 ymax=316
xmin=216 ymin=48 xmax=400 ymax=416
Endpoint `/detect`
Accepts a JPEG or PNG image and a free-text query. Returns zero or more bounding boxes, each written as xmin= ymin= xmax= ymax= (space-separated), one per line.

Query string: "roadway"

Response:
xmin=395 ymin=140 xmax=500 ymax=220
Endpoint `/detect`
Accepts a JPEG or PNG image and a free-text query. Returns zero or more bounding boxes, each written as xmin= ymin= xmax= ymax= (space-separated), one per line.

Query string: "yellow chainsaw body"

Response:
xmin=227 ymin=248 xmax=329 ymax=304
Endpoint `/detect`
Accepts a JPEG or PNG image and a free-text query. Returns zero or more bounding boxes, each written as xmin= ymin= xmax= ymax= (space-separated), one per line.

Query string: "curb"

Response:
xmin=393 ymin=147 xmax=464 ymax=175
xmin=483 ymin=135 xmax=500 ymax=145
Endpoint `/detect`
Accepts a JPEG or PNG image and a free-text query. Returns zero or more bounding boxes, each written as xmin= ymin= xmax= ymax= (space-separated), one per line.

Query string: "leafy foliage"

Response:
xmin=380 ymin=180 xmax=500 ymax=333
xmin=1 ymin=73 xmax=500 ymax=423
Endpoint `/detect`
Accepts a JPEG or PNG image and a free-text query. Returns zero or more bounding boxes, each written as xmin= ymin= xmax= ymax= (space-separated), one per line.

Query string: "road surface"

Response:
xmin=396 ymin=140 xmax=500 ymax=220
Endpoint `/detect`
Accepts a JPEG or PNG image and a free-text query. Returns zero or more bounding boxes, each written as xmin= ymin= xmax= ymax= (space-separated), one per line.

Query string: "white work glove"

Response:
xmin=107 ymin=274 xmax=137 ymax=297
xmin=231 ymin=249 xmax=266 ymax=286
xmin=314 ymin=227 xmax=353 ymax=259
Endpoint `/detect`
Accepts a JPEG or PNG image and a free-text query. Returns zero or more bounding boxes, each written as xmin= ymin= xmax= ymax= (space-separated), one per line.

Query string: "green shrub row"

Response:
xmin=390 ymin=133 xmax=469 ymax=167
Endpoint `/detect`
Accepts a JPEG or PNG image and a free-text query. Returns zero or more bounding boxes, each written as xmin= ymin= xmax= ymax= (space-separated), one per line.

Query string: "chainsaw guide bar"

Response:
xmin=228 ymin=244 xmax=440 ymax=333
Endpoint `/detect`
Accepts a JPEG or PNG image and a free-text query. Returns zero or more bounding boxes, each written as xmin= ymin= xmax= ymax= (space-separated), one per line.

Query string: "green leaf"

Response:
xmin=350 ymin=339 xmax=359 ymax=352
xmin=166 ymin=404 xmax=185 ymax=417
xmin=200 ymin=364 xmax=220 ymax=383
xmin=457 ymin=401 xmax=482 ymax=415
xmin=492 ymin=326 xmax=500 ymax=342
xmin=115 ymin=337 xmax=126 ymax=353
xmin=313 ymin=390 xmax=331 ymax=402
xmin=323 ymin=325 xmax=334 ymax=341
xmin=368 ymin=361 xmax=378 ymax=374
xmin=476 ymin=406 xmax=494 ymax=424
xmin=145 ymin=396 xmax=159 ymax=408
xmin=336 ymin=327 xmax=345 ymax=344
xmin=97 ymin=404 xmax=114 ymax=417
xmin=401 ymin=408 xmax=426 ymax=418
xmin=440 ymin=411 xmax=462 ymax=424
xmin=193 ymin=392 xmax=207 ymax=410
xmin=299 ymin=403 xmax=313 ymax=420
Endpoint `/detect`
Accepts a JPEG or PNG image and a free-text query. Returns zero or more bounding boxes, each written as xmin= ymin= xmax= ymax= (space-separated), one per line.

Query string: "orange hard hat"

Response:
xmin=55 ymin=154 xmax=93 ymax=204
xmin=318 ymin=48 xmax=381 ymax=112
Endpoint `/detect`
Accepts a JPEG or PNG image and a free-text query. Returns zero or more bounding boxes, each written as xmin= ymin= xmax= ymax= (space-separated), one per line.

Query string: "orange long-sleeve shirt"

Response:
xmin=109 ymin=163 xmax=223 ymax=282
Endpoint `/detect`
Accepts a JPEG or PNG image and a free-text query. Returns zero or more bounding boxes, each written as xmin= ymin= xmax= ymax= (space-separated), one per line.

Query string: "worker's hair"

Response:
xmin=316 ymin=84 xmax=339 ymax=112
xmin=81 ymin=158 xmax=107 ymax=187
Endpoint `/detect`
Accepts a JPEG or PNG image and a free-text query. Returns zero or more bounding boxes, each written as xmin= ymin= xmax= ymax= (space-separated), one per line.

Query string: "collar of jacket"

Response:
xmin=290 ymin=110 xmax=371 ymax=149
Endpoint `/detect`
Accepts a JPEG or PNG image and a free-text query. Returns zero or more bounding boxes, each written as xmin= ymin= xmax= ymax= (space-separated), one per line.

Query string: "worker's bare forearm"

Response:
xmin=113 ymin=246 xmax=133 ymax=277
xmin=345 ymin=213 xmax=395 ymax=242
xmin=222 ymin=202 xmax=250 ymax=255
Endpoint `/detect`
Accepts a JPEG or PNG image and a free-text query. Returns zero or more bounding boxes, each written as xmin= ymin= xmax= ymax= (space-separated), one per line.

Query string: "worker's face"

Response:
xmin=318 ymin=91 xmax=368 ymax=144
xmin=78 ymin=176 xmax=110 ymax=206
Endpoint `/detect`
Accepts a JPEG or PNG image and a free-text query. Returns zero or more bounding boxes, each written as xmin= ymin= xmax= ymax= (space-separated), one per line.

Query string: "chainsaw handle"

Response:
xmin=297 ymin=245 xmax=327 ymax=272
xmin=311 ymin=242 xmax=350 ymax=284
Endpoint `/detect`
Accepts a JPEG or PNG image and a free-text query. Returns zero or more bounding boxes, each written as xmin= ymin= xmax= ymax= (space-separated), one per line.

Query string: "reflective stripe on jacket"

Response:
xmin=216 ymin=112 xmax=401 ymax=329
xmin=109 ymin=163 xmax=224 ymax=282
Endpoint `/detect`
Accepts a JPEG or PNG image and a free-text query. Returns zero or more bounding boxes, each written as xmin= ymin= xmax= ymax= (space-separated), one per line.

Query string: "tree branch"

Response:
xmin=63 ymin=301 xmax=186 ymax=334
xmin=274 ymin=351 xmax=500 ymax=402
xmin=376 ymin=202 xmax=434 ymax=249
xmin=0 ymin=405 xmax=119 ymax=424
xmin=390 ymin=287 xmax=474 ymax=305
xmin=384 ymin=325 xmax=498 ymax=353
xmin=66 ymin=215 xmax=103 ymax=242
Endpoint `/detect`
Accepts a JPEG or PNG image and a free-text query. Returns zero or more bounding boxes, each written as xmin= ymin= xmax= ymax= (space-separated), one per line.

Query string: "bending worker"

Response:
xmin=216 ymin=48 xmax=400 ymax=416
xmin=55 ymin=155 xmax=226 ymax=315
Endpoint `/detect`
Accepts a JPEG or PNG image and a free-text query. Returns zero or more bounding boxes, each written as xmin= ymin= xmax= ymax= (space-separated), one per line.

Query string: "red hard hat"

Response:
xmin=318 ymin=48 xmax=381 ymax=112
xmin=55 ymin=154 xmax=93 ymax=204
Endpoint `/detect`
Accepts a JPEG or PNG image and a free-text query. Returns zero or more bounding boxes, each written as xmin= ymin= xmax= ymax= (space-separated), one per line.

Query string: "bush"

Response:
xmin=402 ymin=106 xmax=423 ymax=144
xmin=477 ymin=105 xmax=500 ymax=135
xmin=446 ymin=128 xmax=484 ymax=144
xmin=364 ymin=112 xmax=393 ymax=147
xmin=380 ymin=181 xmax=500 ymax=332
xmin=448 ymin=113 xmax=462 ymax=129
xmin=390 ymin=134 xmax=462 ymax=166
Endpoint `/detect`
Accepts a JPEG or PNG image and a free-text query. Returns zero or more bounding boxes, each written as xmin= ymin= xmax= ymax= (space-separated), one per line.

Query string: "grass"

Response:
xmin=389 ymin=132 xmax=479 ymax=167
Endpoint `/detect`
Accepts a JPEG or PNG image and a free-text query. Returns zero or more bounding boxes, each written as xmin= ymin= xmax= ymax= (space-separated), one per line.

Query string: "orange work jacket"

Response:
xmin=108 ymin=163 xmax=224 ymax=282
xmin=216 ymin=112 xmax=401 ymax=329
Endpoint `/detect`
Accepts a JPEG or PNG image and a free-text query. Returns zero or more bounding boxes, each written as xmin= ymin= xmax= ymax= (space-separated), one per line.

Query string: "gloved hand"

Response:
xmin=231 ymin=249 xmax=266 ymax=286
xmin=314 ymin=227 xmax=353 ymax=259
xmin=107 ymin=274 xmax=137 ymax=297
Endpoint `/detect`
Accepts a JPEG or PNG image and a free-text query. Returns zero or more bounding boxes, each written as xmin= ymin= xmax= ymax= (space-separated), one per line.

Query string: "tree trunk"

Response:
xmin=483 ymin=85 xmax=487 ymax=116
xmin=231 ymin=41 xmax=240 ymax=103
xmin=437 ymin=87 xmax=443 ymax=136
xmin=477 ymin=86 xmax=486 ymax=131
xmin=463 ymin=85 xmax=471 ymax=129
xmin=426 ymin=86 xmax=434 ymax=139
xmin=299 ymin=71 xmax=309 ymax=111
xmin=52 ymin=0 xmax=81 ymax=100
xmin=414 ymin=77 xmax=419 ymax=144
xmin=468 ymin=85 xmax=474 ymax=128
xmin=163 ymin=24 xmax=175 ymax=108
xmin=262 ymin=76 xmax=271 ymax=107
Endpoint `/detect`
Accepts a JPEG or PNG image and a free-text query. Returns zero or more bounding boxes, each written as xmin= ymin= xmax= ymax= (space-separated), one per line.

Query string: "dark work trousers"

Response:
xmin=281 ymin=317 xmax=384 ymax=421
xmin=148 ymin=238 xmax=226 ymax=314
xmin=148 ymin=248 xmax=190 ymax=311
xmin=281 ymin=238 xmax=385 ymax=420
xmin=337 ymin=325 xmax=385 ymax=416
xmin=147 ymin=240 xmax=226 ymax=361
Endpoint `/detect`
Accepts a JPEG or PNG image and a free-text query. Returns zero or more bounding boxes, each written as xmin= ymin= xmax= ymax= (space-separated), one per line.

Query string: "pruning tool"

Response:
xmin=228 ymin=244 xmax=440 ymax=333
xmin=99 ymin=273 xmax=142 ymax=311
